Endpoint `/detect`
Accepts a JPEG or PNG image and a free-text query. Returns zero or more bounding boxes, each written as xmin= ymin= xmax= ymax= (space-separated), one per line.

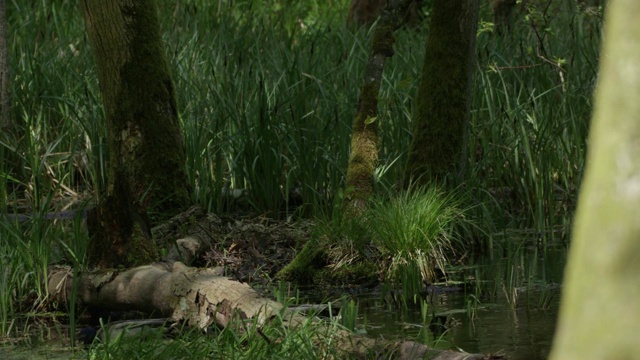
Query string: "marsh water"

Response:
xmin=1 ymin=240 xmax=566 ymax=360
xmin=354 ymin=240 xmax=567 ymax=360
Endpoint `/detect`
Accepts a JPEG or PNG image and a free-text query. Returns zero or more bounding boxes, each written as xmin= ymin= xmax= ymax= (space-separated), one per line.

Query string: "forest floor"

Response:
xmin=153 ymin=206 xmax=315 ymax=294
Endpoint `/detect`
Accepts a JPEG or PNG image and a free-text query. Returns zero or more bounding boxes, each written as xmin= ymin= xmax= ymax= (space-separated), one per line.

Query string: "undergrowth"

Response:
xmin=0 ymin=0 xmax=600 ymax=339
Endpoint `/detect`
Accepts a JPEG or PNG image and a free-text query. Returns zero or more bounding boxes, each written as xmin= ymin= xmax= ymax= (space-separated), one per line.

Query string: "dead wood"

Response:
xmin=47 ymin=260 xmax=493 ymax=359
xmin=45 ymin=207 xmax=499 ymax=359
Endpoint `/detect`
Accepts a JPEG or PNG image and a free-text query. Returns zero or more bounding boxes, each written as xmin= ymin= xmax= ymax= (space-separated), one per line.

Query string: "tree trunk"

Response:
xmin=344 ymin=0 xmax=414 ymax=211
xmin=549 ymin=1 xmax=640 ymax=359
xmin=404 ymin=0 xmax=479 ymax=187
xmin=82 ymin=0 xmax=191 ymax=268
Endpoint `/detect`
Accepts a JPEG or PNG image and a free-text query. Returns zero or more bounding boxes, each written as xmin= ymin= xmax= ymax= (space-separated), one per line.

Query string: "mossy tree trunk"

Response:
xmin=82 ymin=0 xmax=191 ymax=268
xmin=344 ymin=0 xmax=414 ymax=212
xmin=404 ymin=0 xmax=478 ymax=187
xmin=549 ymin=1 xmax=640 ymax=359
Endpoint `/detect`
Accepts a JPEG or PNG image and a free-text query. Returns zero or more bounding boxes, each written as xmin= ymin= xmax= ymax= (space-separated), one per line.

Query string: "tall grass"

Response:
xmin=0 ymin=218 xmax=54 ymax=333
xmin=2 ymin=1 xmax=599 ymax=225
xmin=168 ymin=9 xmax=367 ymax=216
xmin=469 ymin=2 xmax=599 ymax=234
xmin=81 ymin=296 xmax=339 ymax=360
xmin=0 ymin=0 xmax=599 ymax=335
xmin=367 ymin=186 xmax=471 ymax=303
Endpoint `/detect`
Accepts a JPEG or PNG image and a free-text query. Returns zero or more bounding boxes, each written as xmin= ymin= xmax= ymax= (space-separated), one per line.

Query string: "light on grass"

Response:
xmin=420 ymin=298 xmax=429 ymax=323
xmin=367 ymin=186 xmax=469 ymax=302
xmin=6 ymin=0 xmax=596 ymax=228
xmin=339 ymin=298 xmax=359 ymax=332
xmin=1 ymin=1 xmax=600 ymax=354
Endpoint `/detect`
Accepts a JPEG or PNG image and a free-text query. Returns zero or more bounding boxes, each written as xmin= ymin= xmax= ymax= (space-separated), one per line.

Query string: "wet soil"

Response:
xmin=152 ymin=206 xmax=314 ymax=291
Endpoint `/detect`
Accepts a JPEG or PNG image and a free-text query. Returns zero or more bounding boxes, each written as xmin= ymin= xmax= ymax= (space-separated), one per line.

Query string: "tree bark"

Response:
xmin=549 ymin=1 xmax=640 ymax=359
xmin=404 ymin=0 xmax=479 ymax=187
xmin=344 ymin=0 xmax=414 ymax=212
xmin=81 ymin=0 xmax=191 ymax=268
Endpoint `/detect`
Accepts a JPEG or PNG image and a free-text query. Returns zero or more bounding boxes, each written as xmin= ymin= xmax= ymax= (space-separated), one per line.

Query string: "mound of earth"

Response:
xmin=152 ymin=206 xmax=312 ymax=291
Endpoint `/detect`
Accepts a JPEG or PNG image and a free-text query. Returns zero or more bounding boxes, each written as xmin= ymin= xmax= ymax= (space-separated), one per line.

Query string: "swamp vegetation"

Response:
xmin=0 ymin=0 xmax=610 ymax=359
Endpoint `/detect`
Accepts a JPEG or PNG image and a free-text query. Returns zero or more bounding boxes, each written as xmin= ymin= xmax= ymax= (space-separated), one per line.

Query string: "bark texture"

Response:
xmin=345 ymin=0 xmax=414 ymax=211
xmin=549 ymin=1 xmax=640 ymax=359
xmin=82 ymin=0 xmax=190 ymax=268
xmin=404 ymin=0 xmax=479 ymax=187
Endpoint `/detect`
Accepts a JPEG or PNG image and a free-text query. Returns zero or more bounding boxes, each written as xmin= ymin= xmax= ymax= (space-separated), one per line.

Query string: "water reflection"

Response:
xmin=356 ymin=242 xmax=566 ymax=360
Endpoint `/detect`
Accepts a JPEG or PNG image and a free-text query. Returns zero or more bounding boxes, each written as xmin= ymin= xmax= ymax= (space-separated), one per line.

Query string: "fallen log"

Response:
xmin=47 ymin=261 xmax=495 ymax=359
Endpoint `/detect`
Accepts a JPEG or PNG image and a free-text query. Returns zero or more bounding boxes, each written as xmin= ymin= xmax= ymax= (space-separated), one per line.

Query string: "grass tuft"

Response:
xmin=367 ymin=186 xmax=471 ymax=302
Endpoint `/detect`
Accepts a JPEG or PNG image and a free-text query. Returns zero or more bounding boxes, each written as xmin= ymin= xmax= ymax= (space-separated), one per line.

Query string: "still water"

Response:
xmin=0 ymin=241 xmax=566 ymax=360
xmin=355 ymin=241 xmax=567 ymax=360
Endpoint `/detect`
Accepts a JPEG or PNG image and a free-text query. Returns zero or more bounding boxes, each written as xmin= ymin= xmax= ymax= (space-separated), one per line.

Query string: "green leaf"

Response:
xmin=364 ymin=116 xmax=377 ymax=125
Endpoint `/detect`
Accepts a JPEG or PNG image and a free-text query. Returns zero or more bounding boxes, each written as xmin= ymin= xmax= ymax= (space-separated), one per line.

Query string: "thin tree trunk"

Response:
xmin=344 ymin=0 xmax=414 ymax=212
xmin=82 ymin=0 xmax=191 ymax=268
xmin=404 ymin=0 xmax=479 ymax=187
xmin=549 ymin=1 xmax=640 ymax=358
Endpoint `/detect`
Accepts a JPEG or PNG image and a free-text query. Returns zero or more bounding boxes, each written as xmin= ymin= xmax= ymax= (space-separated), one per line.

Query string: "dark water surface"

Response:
xmin=354 ymin=242 xmax=567 ymax=360
xmin=357 ymin=289 xmax=560 ymax=360
xmin=0 ymin=334 xmax=80 ymax=360
xmin=1 ymin=242 xmax=567 ymax=360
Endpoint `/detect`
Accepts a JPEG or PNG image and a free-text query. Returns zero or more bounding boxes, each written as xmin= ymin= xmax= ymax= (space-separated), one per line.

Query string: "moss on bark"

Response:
xmin=276 ymin=237 xmax=379 ymax=288
xmin=549 ymin=1 xmax=640 ymax=358
xmin=82 ymin=0 xmax=191 ymax=268
xmin=404 ymin=0 xmax=479 ymax=187
xmin=344 ymin=0 xmax=414 ymax=212
xmin=276 ymin=238 xmax=328 ymax=285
